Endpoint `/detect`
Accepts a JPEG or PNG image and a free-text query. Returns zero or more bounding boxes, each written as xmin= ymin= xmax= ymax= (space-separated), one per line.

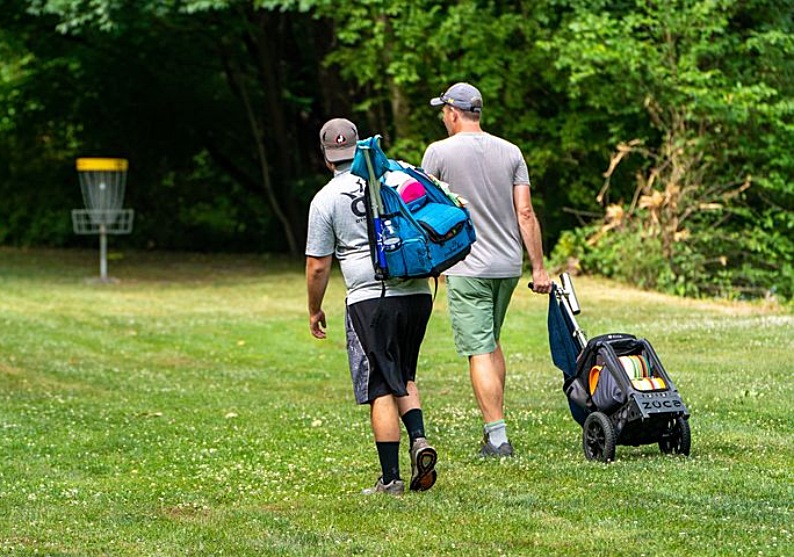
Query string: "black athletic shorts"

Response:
xmin=345 ymin=294 xmax=433 ymax=404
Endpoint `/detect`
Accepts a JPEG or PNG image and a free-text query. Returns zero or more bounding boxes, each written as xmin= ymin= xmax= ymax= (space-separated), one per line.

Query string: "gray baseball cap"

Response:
xmin=430 ymin=82 xmax=483 ymax=113
xmin=319 ymin=118 xmax=358 ymax=163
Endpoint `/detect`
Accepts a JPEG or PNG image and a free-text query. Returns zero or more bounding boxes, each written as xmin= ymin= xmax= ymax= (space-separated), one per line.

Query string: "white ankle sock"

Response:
xmin=484 ymin=420 xmax=508 ymax=446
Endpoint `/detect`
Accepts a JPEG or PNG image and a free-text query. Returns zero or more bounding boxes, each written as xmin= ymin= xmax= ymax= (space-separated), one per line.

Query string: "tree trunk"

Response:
xmin=218 ymin=36 xmax=300 ymax=257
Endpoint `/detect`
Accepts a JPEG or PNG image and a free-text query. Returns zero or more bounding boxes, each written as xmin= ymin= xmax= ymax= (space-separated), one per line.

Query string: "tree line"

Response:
xmin=1 ymin=0 xmax=792 ymax=300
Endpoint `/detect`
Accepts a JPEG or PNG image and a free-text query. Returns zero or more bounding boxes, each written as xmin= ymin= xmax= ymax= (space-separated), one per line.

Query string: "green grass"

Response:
xmin=0 ymin=247 xmax=792 ymax=556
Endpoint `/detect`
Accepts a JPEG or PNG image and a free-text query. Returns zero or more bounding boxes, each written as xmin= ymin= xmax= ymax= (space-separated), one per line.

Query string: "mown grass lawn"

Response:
xmin=0 ymin=248 xmax=791 ymax=556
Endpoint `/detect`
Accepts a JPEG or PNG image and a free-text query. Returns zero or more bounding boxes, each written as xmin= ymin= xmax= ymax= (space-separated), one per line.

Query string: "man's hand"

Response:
xmin=530 ymin=268 xmax=551 ymax=294
xmin=309 ymin=309 xmax=327 ymax=339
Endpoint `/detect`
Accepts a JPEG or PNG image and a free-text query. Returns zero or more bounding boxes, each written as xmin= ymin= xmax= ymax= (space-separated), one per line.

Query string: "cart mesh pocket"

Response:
xmin=590 ymin=364 xmax=627 ymax=413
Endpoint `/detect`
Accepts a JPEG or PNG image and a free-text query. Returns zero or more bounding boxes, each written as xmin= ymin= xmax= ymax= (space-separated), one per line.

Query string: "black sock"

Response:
xmin=401 ymin=408 xmax=426 ymax=446
xmin=376 ymin=441 xmax=400 ymax=484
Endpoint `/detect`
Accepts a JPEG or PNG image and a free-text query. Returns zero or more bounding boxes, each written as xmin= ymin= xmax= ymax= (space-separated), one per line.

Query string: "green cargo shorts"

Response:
xmin=445 ymin=275 xmax=519 ymax=356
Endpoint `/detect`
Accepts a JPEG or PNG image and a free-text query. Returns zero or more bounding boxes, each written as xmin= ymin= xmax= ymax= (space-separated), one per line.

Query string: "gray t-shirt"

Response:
xmin=421 ymin=132 xmax=530 ymax=278
xmin=305 ymin=165 xmax=430 ymax=305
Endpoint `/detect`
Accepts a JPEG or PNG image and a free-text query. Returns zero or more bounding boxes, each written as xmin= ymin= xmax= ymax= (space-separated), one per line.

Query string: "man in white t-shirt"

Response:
xmin=306 ymin=118 xmax=438 ymax=495
xmin=422 ymin=84 xmax=551 ymax=457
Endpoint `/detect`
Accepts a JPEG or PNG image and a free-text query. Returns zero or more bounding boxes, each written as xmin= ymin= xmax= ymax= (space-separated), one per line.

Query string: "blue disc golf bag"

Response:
xmin=351 ymin=137 xmax=476 ymax=280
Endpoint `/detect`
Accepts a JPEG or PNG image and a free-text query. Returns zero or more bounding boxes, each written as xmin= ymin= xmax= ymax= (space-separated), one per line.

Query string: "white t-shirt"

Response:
xmin=421 ymin=132 xmax=530 ymax=278
xmin=305 ymin=165 xmax=430 ymax=305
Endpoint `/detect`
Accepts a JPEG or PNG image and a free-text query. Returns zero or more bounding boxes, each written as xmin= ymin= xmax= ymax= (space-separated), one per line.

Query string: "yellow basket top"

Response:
xmin=76 ymin=158 xmax=129 ymax=172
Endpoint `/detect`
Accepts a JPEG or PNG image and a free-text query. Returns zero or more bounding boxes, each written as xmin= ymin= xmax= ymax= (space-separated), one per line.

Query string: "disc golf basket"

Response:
xmin=71 ymin=158 xmax=134 ymax=281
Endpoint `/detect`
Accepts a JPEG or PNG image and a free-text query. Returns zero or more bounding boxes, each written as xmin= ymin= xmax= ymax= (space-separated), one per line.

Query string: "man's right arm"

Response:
xmin=513 ymin=185 xmax=551 ymax=294
xmin=306 ymin=255 xmax=333 ymax=339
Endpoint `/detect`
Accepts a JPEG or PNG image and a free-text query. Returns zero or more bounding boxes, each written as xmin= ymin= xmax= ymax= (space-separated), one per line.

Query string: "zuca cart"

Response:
xmin=546 ymin=274 xmax=691 ymax=462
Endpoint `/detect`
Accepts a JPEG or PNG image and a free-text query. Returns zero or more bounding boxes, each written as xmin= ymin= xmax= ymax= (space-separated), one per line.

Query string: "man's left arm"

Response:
xmin=420 ymin=146 xmax=440 ymax=178
xmin=513 ymin=184 xmax=551 ymax=294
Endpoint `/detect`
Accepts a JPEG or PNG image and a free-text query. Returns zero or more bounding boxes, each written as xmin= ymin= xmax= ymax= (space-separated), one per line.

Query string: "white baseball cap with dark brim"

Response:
xmin=320 ymin=118 xmax=358 ymax=163
xmin=430 ymin=82 xmax=483 ymax=113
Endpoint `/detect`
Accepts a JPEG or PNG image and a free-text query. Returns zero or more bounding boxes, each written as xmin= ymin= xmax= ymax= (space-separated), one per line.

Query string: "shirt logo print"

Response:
xmin=340 ymin=191 xmax=367 ymax=217
xmin=340 ymin=181 xmax=367 ymax=218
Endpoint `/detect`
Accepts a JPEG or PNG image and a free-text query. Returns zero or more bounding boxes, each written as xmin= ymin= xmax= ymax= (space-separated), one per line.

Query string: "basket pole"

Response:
xmin=99 ymin=224 xmax=108 ymax=281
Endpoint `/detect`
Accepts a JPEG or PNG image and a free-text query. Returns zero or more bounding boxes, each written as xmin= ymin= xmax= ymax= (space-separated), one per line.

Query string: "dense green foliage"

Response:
xmin=0 ymin=249 xmax=792 ymax=555
xmin=1 ymin=1 xmax=792 ymax=299
xmin=545 ymin=0 xmax=794 ymax=300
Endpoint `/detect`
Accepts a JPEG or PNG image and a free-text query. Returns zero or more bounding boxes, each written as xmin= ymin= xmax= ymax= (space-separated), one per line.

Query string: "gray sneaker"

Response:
xmin=409 ymin=437 xmax=437 ymax=492
xmin=361 ymin=477 xmax=405 ymax=496
xmin=480 ymin=435 xmax=514 ymax=457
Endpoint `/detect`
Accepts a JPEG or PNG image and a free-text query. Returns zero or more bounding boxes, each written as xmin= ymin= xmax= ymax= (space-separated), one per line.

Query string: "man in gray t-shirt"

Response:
xmin=421 ymin=83 xmax=551 ymax=457
xmin=306 ymin=118 xmax=437 ymax=496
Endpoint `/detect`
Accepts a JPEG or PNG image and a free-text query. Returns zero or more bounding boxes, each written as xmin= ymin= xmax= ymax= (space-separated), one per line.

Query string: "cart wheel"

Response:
xmin=582 ymin=411 xmax=616 ymax=462
xmin=659 ymin=416 xmax=691 ymax=456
